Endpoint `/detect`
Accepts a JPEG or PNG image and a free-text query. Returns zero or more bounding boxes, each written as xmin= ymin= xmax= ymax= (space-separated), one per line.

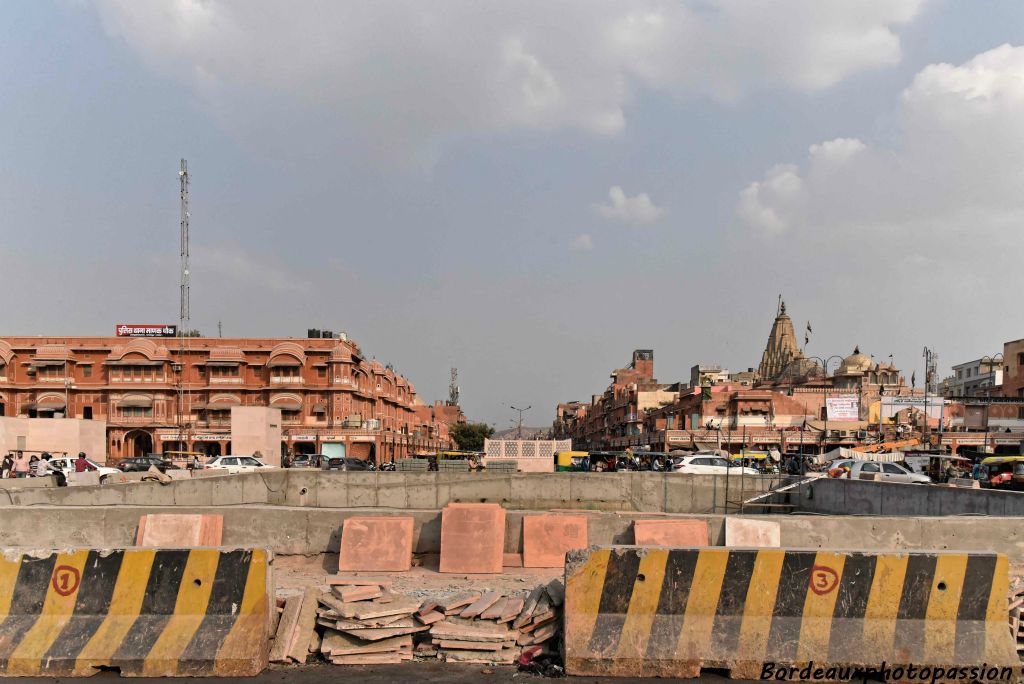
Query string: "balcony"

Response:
xmin=209 ymin=377 xmax=243 ymax=385
xmin=271 ymin=376 xmax=304 ymax=385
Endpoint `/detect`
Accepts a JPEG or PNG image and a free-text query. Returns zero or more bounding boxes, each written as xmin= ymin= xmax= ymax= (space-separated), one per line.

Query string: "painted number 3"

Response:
xmin=51 ymin=565 xmax=81 ymax=597
xmin=809 ymin=565 xmax=839 ymax=595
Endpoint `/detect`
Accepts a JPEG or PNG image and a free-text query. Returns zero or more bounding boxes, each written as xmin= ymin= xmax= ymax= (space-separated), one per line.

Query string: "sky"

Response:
xmin=2 ymin=1 xmax=1024 ymax=429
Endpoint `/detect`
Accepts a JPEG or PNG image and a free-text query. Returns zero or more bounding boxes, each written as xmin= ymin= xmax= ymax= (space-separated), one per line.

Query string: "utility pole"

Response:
xmin=922 ymin=346 xmax=937 ymax=446
xmin=510 ymin=405 xmax=531 ymax=440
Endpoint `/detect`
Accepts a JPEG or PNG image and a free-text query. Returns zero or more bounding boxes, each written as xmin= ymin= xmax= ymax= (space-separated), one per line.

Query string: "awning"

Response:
xmin=311 ymin=404 xmax=328 ymax=413
xmin=118 ymin=397 xmax=153 ymax=408
xmin=694 ymin=441 xmax=719 ymax=451
xmin=271 ymin=400 xmax=302 ymax=411
xmin=207 ymin=398 xmax=241 ymax=409
xmin=202 ymin=361 xmax=241 ymax=367
xmin=268 ymin=357 xmax=302 ymax=367
xmin=30 ymin=359 xmax=66 ymax=367
xmin=104 ymin=360 xmax=164 ymax=366
xmin=37 ymin=399 xmax=66 ymax=410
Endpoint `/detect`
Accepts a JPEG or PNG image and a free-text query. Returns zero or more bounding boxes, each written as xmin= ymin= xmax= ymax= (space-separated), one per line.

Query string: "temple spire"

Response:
xmin=758 ymin=299 xmax=802 ymax=380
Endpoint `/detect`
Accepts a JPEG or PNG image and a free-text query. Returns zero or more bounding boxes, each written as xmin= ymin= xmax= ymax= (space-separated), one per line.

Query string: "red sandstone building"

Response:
xmin=0 ymin=334 xmax=459 ymax=461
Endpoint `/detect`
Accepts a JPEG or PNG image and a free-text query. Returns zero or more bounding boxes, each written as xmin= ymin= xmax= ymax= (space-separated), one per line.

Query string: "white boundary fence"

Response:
xmin=483 ymin=439 xmax=571 ymax=472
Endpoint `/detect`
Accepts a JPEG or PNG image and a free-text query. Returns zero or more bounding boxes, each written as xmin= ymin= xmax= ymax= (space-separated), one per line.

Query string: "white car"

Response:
xmin=671 ymin=454 xmax=758 ymax=475
xmin=849 ymin=460 xmax=931 ymax=484
xmin=47 ymin=456 xmax=122 ymax=482
xmin=204 ymin=455 xmax=271 ymax=473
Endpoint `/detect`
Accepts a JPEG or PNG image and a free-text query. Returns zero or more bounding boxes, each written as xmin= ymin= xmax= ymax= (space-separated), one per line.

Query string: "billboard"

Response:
xmin=880 ymin=396 xmax=945 ymax=420
xmin=116 ymin=324 xmax=177 ymax=338
xmin=825 ymin=396 xmax=859 ymax=422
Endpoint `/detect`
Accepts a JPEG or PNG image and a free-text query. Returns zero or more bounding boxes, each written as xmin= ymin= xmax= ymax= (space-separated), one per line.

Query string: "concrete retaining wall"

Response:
xmin=789 ymin=477 xmax=1024 ymax=516
xmin=2 ymin=505 xmax=1021 ymax=561
xmin=0 ymin=470 xmax=785 ymax=513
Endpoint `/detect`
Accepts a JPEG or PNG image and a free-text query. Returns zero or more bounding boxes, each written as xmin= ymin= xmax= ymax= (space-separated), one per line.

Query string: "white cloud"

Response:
xmin=595 ymin=186 xmax=665 ymax=225
xmin=570 ymin=233 xmax=594 ymax=251
xmin=737 ymin=44 xmax=1024 ymax=250
xmin=91 ymin=0 xmax=924 ymax=164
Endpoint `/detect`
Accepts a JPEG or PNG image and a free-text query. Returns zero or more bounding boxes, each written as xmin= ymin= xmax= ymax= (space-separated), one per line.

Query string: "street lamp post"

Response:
xmin=804 ymin=355 xmax=844 ymax=455
xmin=979 ymin=354 xmax=1004 ymax=439
xmin=510 ymin=405 xmax=531 ymax=440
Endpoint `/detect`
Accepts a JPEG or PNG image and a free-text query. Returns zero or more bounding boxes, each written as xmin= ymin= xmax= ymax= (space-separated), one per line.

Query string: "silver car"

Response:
xmin=850 ymin=460 xmax=931 ymax=484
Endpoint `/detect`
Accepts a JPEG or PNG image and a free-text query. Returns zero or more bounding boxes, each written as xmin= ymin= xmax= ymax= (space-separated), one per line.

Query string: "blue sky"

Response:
xmin=3 ymin=1 xmax=1023 ymax=428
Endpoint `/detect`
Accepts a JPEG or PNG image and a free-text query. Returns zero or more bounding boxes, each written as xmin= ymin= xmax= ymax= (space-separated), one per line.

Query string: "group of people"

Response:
xmin=1 ymin=451 xmax=93 ymax=480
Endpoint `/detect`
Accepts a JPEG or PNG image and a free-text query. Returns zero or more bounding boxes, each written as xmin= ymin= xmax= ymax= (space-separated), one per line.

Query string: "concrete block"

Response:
xmin=240 ymin=470 xmax=274 ymax=504
xmin=725 ymin=517 xmax=780 ymax=547
xmin=305 ymin=510 xmax=344 ymax=554
xmin=401 ymin=472 xmax=439 ymax=509
xmin=346 ymin=472 xmax=380 ymax=508
xmin=568 ymin=474 xmax=630 ymax=510
xmin=439 ymin=503 xmax=505 ymax=573
xmin=522 ymin=514 xmax=588 ymax=568
xmin=934 ymin=486 xmax=990 ymax=516
xmin=339 ymin=516 xmax=414 ymax=572
xmin=136 ymin=513 xmax=224 ymax=547
xmin=67 ymin=471 xmax=101 ymax=487
xmin=0 ymin=476 xmax=56 ymax=490
xmin=627 ymin=472 xmax=666 ymax=512
xmin=123 ymin=481 xmax=175 ymax=506
xmin=170 ymin=477 xmax=215 ymax=507
xmin=633 ymin=519 xmax=708 ymax=546
xmin=221 ymin=507 xmax=311 ymax=554
xmin=445 ymin=473 xmax=511 ymax=505
xmin=316 ymin=473 xmax=349 ymax=508
xmin=284 ymin=470 xmax=320 ymax=507
xmin=664 ymin=476 xmax=697 ymax=514
xmin=209 ymin=476 xmax=246 ymax=506
xmin=510 ymin=473 xmax=570 ymax=509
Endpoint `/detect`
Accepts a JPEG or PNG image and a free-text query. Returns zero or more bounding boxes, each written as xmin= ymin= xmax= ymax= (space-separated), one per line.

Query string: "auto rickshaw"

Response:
xmin=977 ymin=456 xmax=1024 ymax=490
xmin=554 ymin=451 xmax=589 ymax=472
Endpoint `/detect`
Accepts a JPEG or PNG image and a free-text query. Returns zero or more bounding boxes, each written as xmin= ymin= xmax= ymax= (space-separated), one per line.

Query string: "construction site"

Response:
xmin=0 ymin=464 xmax=1018 ymax=681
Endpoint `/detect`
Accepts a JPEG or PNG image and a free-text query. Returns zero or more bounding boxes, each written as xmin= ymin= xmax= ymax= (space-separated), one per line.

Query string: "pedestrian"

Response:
xmin=28 ymin=454 xmax=38 ymax=476
xmin=35 ymin=454 xmax=51 ymax=478
xmin=13 ymin=452 xmax=30 ymax=478
xmin=74 ymin=452 xmax=89 ymax=473
xmin=944 ymin=461 xmax=956 ymax=483
xmin=1 ymin=453 xmax=12 ymax=479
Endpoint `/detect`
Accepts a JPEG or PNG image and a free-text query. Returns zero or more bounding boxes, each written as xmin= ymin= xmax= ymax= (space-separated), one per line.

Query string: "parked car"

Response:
xmin=321 ymin=456 xmax=373 ymax=471
xmin=848 ymin=460 xmax=931 ymax=484
xmin=117 ymin=456 xmax=179 ymax=473
xmin=205 ymin=455 xmax=271 ymax=473
xmin=670 ymin=454 xmax=758 ymax=475
xmin=48 ymin=456 xmax=122 ymax=483
xmin=289 ymin=453 xmax=322 ymax=469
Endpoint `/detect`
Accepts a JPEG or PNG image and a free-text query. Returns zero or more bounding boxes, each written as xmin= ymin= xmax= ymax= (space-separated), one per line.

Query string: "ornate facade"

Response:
xmin=0 ymin=335 xmax=458 ymax=462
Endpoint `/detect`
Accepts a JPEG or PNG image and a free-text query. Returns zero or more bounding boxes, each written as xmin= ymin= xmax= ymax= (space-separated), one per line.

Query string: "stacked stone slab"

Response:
xmin=275 ymin=579 xmax=564 ymax=666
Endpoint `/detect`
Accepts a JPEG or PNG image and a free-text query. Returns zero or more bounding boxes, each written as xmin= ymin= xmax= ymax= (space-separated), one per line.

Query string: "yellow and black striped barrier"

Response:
xmin=0 ymin=547 xmax=269 ymax=677
xmin=565 ymin=546 xmax=1019 ymax=680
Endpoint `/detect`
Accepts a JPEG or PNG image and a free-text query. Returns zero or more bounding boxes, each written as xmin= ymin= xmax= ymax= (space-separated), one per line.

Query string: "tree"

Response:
xmin=450 ymin=422 xmax=494 ymax=451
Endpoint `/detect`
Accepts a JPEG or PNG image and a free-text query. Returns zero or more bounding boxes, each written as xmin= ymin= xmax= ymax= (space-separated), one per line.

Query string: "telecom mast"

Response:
xmin=448 ymin=367 xmax=460 ymax=406
xmin=177 ymin=159 xmax=191 ymax=453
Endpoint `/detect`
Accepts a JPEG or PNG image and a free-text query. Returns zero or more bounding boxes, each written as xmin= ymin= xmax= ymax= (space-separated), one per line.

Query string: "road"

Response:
xmin=5 ymin=663 xmax=757 ymax=683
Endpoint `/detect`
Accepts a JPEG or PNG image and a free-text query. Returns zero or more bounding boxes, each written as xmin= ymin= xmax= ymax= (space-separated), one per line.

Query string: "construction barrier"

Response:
xmin=0 ymin=547 xmax=269 ymax=677
xmin=564 ymin=546 xmax=1020 ymax=680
